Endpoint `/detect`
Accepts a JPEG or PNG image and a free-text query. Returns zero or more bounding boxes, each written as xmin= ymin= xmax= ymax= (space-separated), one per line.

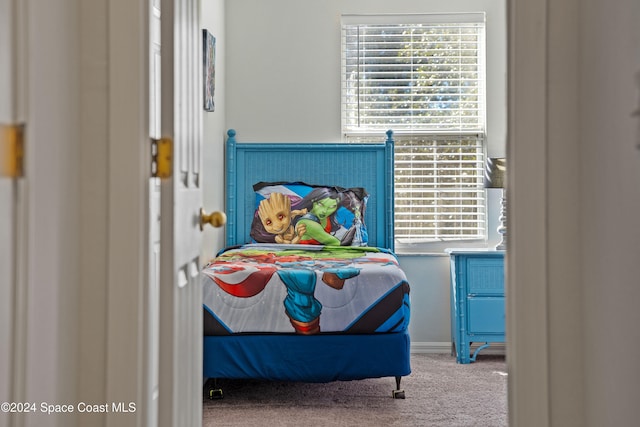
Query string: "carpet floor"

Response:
xmin=202 ymin=353 xmax=507 ymax=427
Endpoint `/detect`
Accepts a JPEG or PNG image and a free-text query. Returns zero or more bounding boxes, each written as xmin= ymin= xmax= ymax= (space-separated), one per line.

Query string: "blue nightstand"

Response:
xmin=446 ymin=249 xmax=505 ymax=363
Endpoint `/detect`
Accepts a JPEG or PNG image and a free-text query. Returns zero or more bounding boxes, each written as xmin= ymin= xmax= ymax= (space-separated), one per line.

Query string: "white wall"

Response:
xmin=201 ymin=0 xmax=227 ymax=263
xmin=224 ymin=0 xmax=507 ymax=346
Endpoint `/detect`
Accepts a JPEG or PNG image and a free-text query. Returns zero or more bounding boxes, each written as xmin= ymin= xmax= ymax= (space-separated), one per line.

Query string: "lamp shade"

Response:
xmin=484 ymin=157 xmax=506 ymax=188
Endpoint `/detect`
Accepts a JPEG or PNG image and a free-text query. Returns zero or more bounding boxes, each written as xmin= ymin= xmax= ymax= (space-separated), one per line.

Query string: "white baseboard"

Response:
xmin=411 ymin=341 xmax=506 ymax=355
xmin=410 ymin=342 xmax=453 ymax=354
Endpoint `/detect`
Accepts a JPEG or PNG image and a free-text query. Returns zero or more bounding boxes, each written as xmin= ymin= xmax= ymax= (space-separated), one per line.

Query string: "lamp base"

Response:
xmin=495 ymin=191 xmax=507 ymax=251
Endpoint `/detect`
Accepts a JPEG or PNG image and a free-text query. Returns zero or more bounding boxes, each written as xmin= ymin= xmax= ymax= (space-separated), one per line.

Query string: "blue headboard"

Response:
xmin=225 ymin=129 xmax=395 ymax=250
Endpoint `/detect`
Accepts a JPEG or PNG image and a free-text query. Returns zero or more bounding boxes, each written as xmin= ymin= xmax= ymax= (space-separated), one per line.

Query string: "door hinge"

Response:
xmin=151 ymin=137 xmax=172 ymax=178
xmin=0 ymin=124 xmax=25 ymax=178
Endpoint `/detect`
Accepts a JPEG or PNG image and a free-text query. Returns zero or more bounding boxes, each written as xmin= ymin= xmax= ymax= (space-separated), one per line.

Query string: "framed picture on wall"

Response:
xmin=203 ymin=29 xmax=216 ymax=112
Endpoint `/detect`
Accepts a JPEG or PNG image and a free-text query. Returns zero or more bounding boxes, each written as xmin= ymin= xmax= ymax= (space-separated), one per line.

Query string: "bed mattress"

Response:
xmin=202 ymin=244 xmax=410 ymax=335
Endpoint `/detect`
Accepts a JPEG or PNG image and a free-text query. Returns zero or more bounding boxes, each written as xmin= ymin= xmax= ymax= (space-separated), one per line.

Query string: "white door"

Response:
xmin=0 ymin=177 xmax=13 ymax=427
xmin=147 ymin=0 xmax=162 ymax=426
xmin=0 ymin=1 xmax=25 ymax=426
xmin=0 ymin=7 xmax=15 ymax=410
xmin=157 ymin=0 xmax=203 ymax=425
xmin=0 ymin=150 xmax=13 ymax=427
xmin=0 ymin=137 xmax=16 ymax=427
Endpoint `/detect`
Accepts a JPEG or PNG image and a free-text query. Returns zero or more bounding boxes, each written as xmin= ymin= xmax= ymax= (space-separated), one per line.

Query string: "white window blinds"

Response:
xmin=393 ymin=135 xmax=485 ymax=242
xmin=341 ymin=14 xmax=487 ymax=244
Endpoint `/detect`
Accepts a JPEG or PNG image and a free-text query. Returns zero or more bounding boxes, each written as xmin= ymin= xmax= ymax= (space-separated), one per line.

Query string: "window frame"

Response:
xmin=341 ymin=13 xmax=490 ymax=253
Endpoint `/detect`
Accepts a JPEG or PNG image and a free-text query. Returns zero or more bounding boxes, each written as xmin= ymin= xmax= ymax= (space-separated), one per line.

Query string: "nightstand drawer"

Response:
xmin=467 ymin=297 xmax=505 ymax=334
xmin=466 ymin=257 xmax=504 ymax=295
xmin=448 ymin=249 xmax=505 ymax=363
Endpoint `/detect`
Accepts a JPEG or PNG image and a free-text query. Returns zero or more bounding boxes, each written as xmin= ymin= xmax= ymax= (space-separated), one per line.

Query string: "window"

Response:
xmin=341 ymin=14 xmax=487 ymax=247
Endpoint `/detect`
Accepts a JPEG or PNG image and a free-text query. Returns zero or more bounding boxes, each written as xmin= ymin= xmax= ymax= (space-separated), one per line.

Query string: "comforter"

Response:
xmin=202 ymin=244 xmax=410 ymax=335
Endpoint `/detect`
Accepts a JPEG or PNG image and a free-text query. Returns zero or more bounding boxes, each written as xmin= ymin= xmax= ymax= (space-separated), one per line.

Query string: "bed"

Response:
xmin=202 ymin=129 xmax=411 ymax=399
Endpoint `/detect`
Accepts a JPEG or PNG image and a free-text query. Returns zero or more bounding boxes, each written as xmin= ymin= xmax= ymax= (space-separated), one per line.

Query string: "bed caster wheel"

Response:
xmin=392 ymin=389 xmax=405 ymax=399
xmin=208 ymin=388 xmax=223 ymax=400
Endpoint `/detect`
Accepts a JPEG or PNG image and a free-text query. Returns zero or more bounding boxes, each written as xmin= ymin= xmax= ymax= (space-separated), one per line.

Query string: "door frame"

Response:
xmin=12 ymin=1 xmax=578 ymax=426
xmin=102 ymin=1 xmax=561 ymax=426
xmin=104 ymin=0 xmax=152 ymax=425
xmin=507 ymin=0 xmax=550 ymax=425
xmin=507 ymin=0 xmax=585 ymax=426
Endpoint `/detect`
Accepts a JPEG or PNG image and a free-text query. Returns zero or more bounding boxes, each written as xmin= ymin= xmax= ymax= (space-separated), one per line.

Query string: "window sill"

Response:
xmin=394 ymin=239 xmax=494 ymax=256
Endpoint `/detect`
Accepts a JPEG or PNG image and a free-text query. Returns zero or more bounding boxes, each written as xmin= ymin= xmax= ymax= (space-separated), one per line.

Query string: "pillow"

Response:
xmin=250 ymin=182 xmax=368 ymax=246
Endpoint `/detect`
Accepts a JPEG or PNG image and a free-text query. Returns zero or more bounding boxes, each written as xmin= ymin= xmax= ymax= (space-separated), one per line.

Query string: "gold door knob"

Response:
xmin=200 ymin=208 xmax=227 ymax=230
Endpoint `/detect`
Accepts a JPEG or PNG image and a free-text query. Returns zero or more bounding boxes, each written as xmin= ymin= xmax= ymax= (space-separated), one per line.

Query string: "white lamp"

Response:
xmin=484 ymin=158 xmax=507 ymax=251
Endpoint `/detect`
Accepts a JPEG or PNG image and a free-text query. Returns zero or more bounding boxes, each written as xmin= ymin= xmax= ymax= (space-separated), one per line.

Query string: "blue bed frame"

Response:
xmin=203 ymin=129 xmax=410 ymax=398
xmin=224 ymin=128 xmax=396 ymax=251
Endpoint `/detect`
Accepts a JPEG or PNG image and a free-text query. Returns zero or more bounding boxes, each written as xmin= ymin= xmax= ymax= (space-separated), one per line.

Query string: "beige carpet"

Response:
xmin=203 ymin=353 xmax=507 ymax=427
